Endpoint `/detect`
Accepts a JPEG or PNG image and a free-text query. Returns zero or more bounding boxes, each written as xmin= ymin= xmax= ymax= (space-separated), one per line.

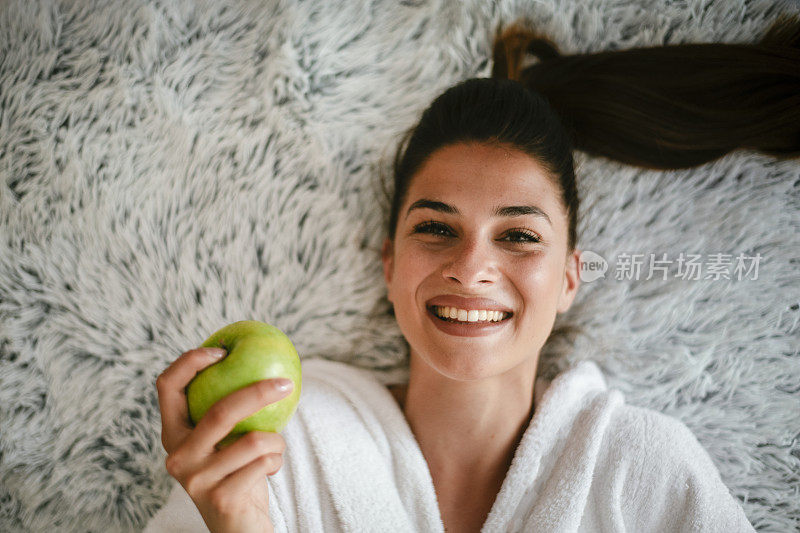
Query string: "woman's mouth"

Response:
xmin=426 ymin=305 xmax=513 ymax=337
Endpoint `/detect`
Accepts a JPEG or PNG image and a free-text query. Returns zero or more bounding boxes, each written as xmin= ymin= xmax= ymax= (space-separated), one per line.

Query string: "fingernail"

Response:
xmin=209 ymin=348 xmax=226 ymax=358
xmin=273 ymin=378 xmax=293 ymax=392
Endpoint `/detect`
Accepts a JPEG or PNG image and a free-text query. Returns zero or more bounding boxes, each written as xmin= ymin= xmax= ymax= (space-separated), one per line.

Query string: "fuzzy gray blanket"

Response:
xmin=1 ymin=0 xmax=798 ymax=531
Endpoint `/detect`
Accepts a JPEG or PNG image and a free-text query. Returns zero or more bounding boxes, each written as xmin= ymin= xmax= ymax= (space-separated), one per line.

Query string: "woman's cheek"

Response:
xmin=509 ymin=251 xmax=549 ymax=278
xmin=529 ymin=254 xmax=569 ymax=301
xmin=404 ymin=242 xmax=444 ymax=274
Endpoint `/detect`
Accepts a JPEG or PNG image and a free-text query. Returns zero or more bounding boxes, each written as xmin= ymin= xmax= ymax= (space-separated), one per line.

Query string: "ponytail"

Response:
xmin=493 ymin=16 xmax=800 ymax=169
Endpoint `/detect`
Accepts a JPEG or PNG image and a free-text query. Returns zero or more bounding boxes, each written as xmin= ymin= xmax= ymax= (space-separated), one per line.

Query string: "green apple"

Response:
xmin=186 ymin=320 xmax=302 ymax=447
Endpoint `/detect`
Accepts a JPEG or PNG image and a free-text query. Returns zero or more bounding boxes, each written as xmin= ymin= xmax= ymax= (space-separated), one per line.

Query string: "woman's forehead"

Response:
xmin=405 ymin=143 xmax=563 ymax=215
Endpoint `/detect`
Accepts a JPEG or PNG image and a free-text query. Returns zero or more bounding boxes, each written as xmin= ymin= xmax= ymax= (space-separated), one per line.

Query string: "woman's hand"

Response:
xmin=156 ymin=347 xmax=293 ymax=533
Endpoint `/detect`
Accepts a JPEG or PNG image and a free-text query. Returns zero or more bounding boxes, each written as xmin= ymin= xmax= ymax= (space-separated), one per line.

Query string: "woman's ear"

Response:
xmin=381 ymin=238 xmax=394 ymax=302
xmin=557 ymin=248 xmax=581 ymax=313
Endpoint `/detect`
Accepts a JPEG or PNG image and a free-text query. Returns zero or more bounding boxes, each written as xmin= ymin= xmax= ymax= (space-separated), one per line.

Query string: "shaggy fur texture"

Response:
xmin=0 ymin=0 xmax=798 ymax=531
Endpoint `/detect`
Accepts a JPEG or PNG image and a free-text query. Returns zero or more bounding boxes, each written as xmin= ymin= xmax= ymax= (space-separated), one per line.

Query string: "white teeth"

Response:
xmin=433 ymin=306 xmax=508 ymax=323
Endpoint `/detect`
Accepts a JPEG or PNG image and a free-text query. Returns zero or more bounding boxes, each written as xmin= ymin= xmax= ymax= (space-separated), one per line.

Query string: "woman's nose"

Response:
xmin=440 ymin=238 xmax=499 ymax=287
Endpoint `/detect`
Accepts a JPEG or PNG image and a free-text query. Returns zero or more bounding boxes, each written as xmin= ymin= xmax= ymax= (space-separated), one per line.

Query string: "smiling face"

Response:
xmin=382 ymin=142 xmax=581 ymax=382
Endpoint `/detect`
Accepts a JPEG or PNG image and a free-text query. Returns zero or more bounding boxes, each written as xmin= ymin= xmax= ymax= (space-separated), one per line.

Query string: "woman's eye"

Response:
xmin=413 ymin=221 xmax=452 ymax=237
xmin=502 ymin=230 xmax=541 ymax=244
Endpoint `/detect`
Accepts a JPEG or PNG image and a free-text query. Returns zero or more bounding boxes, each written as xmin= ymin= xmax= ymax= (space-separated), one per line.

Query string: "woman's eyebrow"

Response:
xmin=405 ymin=198 xmax=552 ymax=226
xmin=494 ymin=205 xmax=552 ymax=225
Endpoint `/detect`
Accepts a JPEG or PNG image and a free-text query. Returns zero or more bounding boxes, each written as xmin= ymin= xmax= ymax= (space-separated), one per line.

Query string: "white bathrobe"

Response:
xmin=145 ymin=358 xmax=755 ymax=532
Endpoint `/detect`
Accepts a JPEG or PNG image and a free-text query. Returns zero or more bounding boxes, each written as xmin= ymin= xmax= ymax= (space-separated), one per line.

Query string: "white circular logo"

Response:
xmin=579 ymin=250 xmax=608 ymax=283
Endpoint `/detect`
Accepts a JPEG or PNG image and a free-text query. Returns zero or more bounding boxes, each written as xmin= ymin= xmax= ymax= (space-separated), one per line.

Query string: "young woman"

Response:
xmin=148 ymin=18 xmax=799 ymax=533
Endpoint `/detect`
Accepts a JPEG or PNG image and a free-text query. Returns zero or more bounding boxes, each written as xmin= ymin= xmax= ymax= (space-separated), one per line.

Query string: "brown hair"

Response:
xmin=386 ymin=15 xmax=800 ymax=253
xmin=493 ymin=16 xmax=800 ymax=169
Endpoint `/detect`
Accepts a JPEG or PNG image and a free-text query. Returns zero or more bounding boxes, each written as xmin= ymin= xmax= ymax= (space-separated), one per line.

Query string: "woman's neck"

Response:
xmin=390 ymin=354 xmax=538 ymax=492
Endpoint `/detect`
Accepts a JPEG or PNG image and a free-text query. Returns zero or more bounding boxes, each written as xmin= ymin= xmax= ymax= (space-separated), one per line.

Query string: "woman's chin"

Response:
xmin=418 ymin=350 xmax=503 ymax=382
